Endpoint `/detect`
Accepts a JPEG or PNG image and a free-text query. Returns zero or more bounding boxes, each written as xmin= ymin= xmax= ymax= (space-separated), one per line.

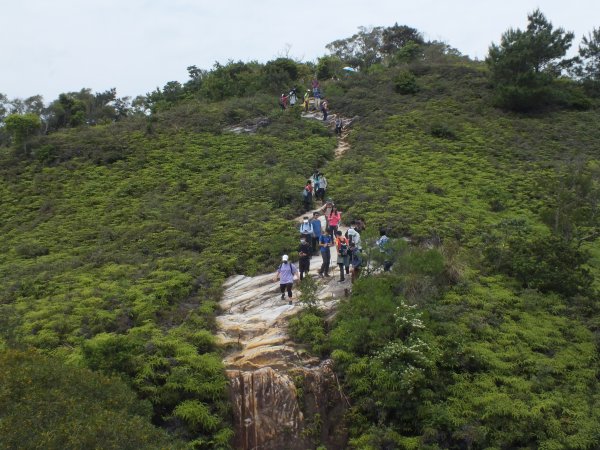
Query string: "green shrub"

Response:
xmin=394 ymin=70 xmax=419 ymax=94
xmin=0 ymin=349 xmax=181 ymax=450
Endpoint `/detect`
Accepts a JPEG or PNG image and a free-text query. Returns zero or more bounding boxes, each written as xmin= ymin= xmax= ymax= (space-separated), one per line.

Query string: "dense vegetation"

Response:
xmin=0 ymin=99 xmax=335 ymax=446
xmin=290 ymin=25 xmax=600 ymax=448
xmin=1 ymin=10 xmax=600 ymax=449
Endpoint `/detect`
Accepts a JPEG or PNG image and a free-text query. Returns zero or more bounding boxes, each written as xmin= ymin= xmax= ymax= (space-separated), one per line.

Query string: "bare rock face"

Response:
xmin=227 ymin=361 xmax=346 ymax=450
xmin=217 ymin=213 xmax=350 ymax=449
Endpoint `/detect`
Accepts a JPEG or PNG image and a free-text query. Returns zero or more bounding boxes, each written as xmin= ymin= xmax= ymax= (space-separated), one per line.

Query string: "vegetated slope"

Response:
xmin=294 ymin=62 xmax=600 ymax=448
xmin=0 ymin=102 xmax=336 ymax=446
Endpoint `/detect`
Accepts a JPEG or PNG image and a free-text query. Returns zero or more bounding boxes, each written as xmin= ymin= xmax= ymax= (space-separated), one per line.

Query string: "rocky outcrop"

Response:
xmin=227 ymin=361 xmax=347 ymax=450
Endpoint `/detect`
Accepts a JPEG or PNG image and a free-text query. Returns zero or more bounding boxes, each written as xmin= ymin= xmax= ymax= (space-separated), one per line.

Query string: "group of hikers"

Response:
xmin=274 ymin=90 xmax=389 ymax=304
xmin=302 ymin=170 xmax=328 ymax=210
xmin=276 ymin=198 xmax=365 ymax=304
xmin=278 ymin=79 xmax=343 ymax=132
xmin=276 ymin=186 xmax=395 ymax=304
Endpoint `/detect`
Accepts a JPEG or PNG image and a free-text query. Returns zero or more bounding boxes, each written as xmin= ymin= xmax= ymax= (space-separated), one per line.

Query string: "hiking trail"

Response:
xmin=218 ymin=110 xmax=353 ymax=449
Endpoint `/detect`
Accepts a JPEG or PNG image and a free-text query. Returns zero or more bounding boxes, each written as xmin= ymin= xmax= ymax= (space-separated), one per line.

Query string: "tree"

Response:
xmin=326 ymin=26 xmax=385 ymax=69
xmin=24 ymin=95 xmax=45 ymax=115
xmin=4 ymin=113 xmax=41 ymax=154
xmin=575 ymin=27 xmax=600 ymax=95
xmin=381 ymin=24 xmax=424 ymax=56
xmin=487 ymin=9 xmax=575 ymax=110
xmin=316 ymin=55 xmax=344 ymax=79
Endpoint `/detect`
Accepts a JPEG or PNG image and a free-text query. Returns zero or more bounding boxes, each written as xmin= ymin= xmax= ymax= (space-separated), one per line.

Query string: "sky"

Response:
xmin=1 ymin=0 xmax=598 ymax=103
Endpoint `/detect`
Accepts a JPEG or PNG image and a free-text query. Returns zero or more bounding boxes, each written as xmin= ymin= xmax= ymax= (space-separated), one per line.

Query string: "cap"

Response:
xmin=282 ymin=254 xmax=289 ymax=261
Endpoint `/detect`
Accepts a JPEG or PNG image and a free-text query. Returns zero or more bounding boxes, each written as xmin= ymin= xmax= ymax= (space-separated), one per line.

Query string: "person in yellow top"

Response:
xmin=304 ymin=90 xmax=310 ymax=112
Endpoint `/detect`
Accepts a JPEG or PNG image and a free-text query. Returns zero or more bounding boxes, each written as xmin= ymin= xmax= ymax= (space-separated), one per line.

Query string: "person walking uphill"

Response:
xmin=304 ymin=90 xmax=310 ymax=112
xmin=299 ymin=217 xmax=314 ymax=249
xmin=318 ymin=232 xmax=333 ymax=277
xmin=327 ymin=206 xmax=342 ymax=237
xmin=321 ymin=98 xmax=329 ymax=121
xmin=309 ymin=212 xmax=322 ymax=255
xmin=276 ymin=255 xmax=298 ymax=305
xmin=298 ymin=237 xmax=312 ymax=281
xmin=335 ymin=230 xmax=350 ymax=282
xmin=302 ymin=180 xmax=313 ymax=212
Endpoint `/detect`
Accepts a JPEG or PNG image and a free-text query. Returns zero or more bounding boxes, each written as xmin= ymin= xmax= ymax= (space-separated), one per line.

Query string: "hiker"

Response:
xmin=356 ymin=217 xmax=367 ymax=233
xmin=327 ymin=206 xmax=341 ymax=237
xmin=312 ymin=79 xmax=321 ymax=110
xmin=318 ymin=231 xmax=333 ymax=277
xmin=335 ymin=117 xmax=343 ymax=135
xmin=304 ymin=90 xmax=310 ymax=112
xmin=346 ymin=220 xmax=362 ymax=250
xmin=276 ymin=254 xmax=298 ymax=304
xmin=335 ymin=230 xmax=350 ymax=282
xmin=289 ymin=87 xmax=297 ymax=107
xmin=309 ymin=212 xmax=322 ymax=255
xmin=349 ymin=242 xmax=362 ymax=284
xmin=320 ymin=198 xmax=335 ymax=229
xmin=279 ymin=93 xmax=288 ymax=110
xmin=376 ymin=229 xmax=393 ymax=272
xmin=298 ymin=236 xmax=312 ymax=281
xmin=302 ymin=180 xmax=313 ymax=211
xmin=299 ymin=216 xmax=314 ymax=248
xmin=311 ymin=171 xmax=321 ymax=196
xmin=316 ymin=172 xmax=327 ymax=201
xmin=321 ymin=98 xmax=329 ymax=121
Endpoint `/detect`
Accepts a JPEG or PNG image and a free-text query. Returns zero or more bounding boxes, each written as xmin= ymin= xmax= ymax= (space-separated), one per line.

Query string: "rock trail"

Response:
xmin=218 ymin=108 xmax=353 ymax=449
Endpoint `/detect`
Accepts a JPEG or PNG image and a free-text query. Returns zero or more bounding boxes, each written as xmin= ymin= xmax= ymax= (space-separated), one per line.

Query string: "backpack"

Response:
xmin=279 ymin=262 xmax=294 ymax=276
xmin=338 ymin=238 xmax=348 ymax=256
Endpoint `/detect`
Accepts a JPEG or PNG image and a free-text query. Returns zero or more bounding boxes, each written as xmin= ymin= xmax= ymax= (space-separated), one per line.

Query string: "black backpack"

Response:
xmin=339 ymin=240 xmax=348 ymax=256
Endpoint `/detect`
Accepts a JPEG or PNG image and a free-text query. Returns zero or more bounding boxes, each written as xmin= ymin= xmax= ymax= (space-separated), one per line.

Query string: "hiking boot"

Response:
xmin=281 ymin=293 xmax=285 ymax=300
xmin=338 ymin=277 xmax=345 ymax=282
xmin=288 ymin=300 xmax=293 ymax=305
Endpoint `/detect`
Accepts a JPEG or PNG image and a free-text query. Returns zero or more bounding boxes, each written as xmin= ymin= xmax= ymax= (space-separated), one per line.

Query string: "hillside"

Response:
xmin=2 ymin=22 xmax=600 ymax=450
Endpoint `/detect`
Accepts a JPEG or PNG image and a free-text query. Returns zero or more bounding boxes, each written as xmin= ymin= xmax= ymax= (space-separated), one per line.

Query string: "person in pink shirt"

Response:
xmin=327 ymin=206 xmax=341 ymax=237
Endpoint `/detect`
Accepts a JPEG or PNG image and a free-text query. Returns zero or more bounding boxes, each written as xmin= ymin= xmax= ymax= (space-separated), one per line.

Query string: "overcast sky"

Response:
xmin=1 ymin=0 xmax=598 ymax=102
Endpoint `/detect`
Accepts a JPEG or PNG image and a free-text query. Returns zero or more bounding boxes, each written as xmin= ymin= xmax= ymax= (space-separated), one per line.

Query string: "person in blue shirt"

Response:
xmin=376 ymin=229 xmax=393 ymax=272
xmin=309 ymin=212 xmax=322 ymax=255
xmin=318 ymin=232 xmax=333 ymax=277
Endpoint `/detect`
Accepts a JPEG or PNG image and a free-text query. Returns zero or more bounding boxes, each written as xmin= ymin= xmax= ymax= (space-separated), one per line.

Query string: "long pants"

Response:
xmin=319 ymin=248 xmax=331 ymax=276
xmin=328 ymin=225 xmax=338 ymax=237
xmin=303 ymin=194 xmax=312 ymax=212
xmin=299 ymin=258 xmax=310 ymax=280
xmin=337 ymin=254 xmax=350 ymax=280
xmin=280 ymin=283 xmax=293 ymax=298
xmin=312 ymin=235 xmax=320 ymax=254
xmin=351 ymin=266 xmax=361 ymax=284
